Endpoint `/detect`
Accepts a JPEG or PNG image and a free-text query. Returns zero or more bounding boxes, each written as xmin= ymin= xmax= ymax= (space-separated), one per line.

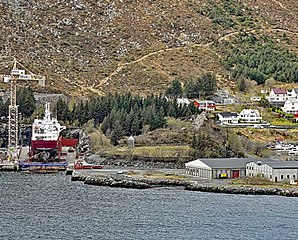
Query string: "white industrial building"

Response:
xmin=246 ymin=161 xmax=298 ymax=182
xmin=185 ymin=158 xmax=259 ymax=179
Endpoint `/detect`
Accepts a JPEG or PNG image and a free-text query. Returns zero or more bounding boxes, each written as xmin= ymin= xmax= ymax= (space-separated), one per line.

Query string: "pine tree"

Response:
xmin=237 ymin=76 xmax=246 ymax=92
xmin=165 ymin=79 xmax=183 ymax=98
xmin=17 ymin=86 xmax=36 ymax=118
xmin=0 ymin=97 xmax=6 ymax=118
xmin=131 ymin=111 xmax=141 ymax=136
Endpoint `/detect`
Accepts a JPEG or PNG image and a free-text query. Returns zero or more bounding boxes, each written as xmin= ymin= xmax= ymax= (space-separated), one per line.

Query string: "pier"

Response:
xmin=0 ymin=160 xmax=18 ymax=171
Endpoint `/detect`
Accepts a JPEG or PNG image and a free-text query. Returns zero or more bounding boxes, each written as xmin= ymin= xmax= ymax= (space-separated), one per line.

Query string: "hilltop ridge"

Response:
xmin=0 ymin=0 xmax=297 ymax=98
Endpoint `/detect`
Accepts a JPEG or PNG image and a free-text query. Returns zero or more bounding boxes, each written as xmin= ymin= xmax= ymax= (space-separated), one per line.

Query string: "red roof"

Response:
xmin=272 ymin=88 xmax=287 ymax=94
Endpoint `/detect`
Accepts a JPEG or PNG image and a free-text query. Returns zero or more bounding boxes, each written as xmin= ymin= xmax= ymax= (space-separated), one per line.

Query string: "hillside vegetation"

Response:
xmin=0 ymin=0 xmax=297 ymax=98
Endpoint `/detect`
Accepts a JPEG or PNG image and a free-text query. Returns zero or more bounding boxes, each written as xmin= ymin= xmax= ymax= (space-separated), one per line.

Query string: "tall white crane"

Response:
xmin=2 ymin=58 xmax=46 ymax=161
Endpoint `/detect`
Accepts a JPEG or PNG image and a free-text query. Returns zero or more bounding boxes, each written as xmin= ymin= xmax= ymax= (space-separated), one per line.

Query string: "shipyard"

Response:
xmin=0 ymin=58 xmax=297 ymax=196
xmin=0 ymin=0 xmax=298 ymax=239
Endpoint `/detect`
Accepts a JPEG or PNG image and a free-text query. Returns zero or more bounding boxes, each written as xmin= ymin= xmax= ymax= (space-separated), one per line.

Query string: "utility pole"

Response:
xmin=2 ymin=58 xmax=45 ymax=161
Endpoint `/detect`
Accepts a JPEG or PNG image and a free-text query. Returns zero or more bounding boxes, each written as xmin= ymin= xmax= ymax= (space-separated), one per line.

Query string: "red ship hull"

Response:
xmin=30 ymin=138 xmax=79 ymax=162
xmin=31 ymin=140 xmax=58 ymax=151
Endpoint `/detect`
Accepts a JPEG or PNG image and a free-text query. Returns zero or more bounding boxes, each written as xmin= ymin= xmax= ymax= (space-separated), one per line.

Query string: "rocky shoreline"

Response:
xmin=71 ymin=174 xmax=298 ymax=197
xmin=185 ymin=182 xmax=298 ymax=197
xmin=72 ymin=174 xmax=189 ymax=189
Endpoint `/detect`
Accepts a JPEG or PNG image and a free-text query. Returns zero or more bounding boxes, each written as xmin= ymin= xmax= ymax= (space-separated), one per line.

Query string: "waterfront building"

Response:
xmin=185 ymin=158 xmax=256 ymax=179
xmin=246 ymin=160 xmax=298 ymax=182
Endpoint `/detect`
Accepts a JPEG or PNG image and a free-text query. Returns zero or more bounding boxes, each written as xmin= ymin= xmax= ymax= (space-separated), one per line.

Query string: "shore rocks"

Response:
xmin=185 ymin=182 xmax=298 ymax=197
xmin=84 ymin=175 xmax=151 ymax=189
xmin=71 ymin=173 xmax=298 ymax=197
xmin=72 ymin=174 xmax=189 ymax=189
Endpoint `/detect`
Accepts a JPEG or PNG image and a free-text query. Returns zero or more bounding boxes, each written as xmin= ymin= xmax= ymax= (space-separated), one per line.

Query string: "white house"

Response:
xmin=282 ymin=98 xmax=298 ymax=114
xmin=176 ymin=97 xmax=190 ymax=106
xmin=287 ymin=88 xmax=298 ymax=98
xmin=246 ymin=160 xmax=298 ymax=182
xmin=239 ymin=109 xmax=262 ymax=123
xmin=250 ymin=96 xmax=261 ymax=102
xmin=213 ymin=89 xmax=235 ymax=105
xmin=217 ymin=112 xmax=238 ymax=125
xmin=266 ymin=88 xmax=287 ymax=104
xmin=260 ymin=89 xmax=268 ymax=94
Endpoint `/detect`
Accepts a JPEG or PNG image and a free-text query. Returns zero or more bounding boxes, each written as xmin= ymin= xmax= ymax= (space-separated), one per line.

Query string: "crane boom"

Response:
xmin=2 ymin=58 xmax=45 ymax=161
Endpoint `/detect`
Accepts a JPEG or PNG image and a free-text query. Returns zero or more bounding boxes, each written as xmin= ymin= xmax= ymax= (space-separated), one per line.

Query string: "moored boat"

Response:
xmin=66 ymin=158 xmax=103 ymax=175
xmin=29 ymin=103 xmax=78 ymax=162
xmin=19 ymin=162 xmax=68 ymax=173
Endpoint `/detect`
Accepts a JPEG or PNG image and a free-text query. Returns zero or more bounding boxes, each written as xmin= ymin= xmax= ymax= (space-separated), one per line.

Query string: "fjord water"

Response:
xmin=0 ymin=172 xmax=297 ymax=240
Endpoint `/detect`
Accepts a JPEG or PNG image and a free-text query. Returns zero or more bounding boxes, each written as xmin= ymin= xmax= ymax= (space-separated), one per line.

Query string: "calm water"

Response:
xmin=0 ymin=172 xmax=297 ymax=240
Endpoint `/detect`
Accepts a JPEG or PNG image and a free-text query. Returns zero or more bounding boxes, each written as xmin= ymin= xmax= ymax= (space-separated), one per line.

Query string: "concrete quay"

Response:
xmin=0 ymin=161 xmax=18 ymax=171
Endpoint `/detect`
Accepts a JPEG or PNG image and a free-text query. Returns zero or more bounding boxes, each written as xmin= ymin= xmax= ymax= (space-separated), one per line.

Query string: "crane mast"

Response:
xmin=2 ymin=58 xmax=46 ymax=161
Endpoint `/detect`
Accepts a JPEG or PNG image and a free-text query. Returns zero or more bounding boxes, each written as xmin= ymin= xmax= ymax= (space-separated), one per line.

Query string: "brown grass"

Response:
xmin=232 ymin=176 xmax=294 ymax=189
xmin=1 ymin=0 xmax=296 ymax=98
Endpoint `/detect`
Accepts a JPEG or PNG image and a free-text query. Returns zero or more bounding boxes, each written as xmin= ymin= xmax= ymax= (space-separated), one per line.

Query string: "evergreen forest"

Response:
xmin=0 ymin=87 xmax=200 ymax=146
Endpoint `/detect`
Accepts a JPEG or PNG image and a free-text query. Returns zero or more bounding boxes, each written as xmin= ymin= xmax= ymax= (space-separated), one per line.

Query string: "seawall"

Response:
xmin=71 ymin=174 xmax=298 ymax=197
xmin=72 ymin=174 xmax=189 ymax=189
xmin=185 ymin=182 xmax=298 ymax=197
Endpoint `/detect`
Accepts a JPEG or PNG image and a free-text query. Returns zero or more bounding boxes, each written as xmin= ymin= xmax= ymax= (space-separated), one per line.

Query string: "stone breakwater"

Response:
xmin=185 ymin=182 xmax=298 ymax=197
xmin=71 ymin=174 xmax=189 ymax=189
xmin=71 ymin=174 xmax=298 ymax=197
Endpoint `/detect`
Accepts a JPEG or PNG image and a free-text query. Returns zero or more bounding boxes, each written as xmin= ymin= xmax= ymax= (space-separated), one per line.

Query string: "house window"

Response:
xmin=287 ymin=175 xmax=290 ymax=179
xmin=293 ymin=175 xmax=296 ymax=179
xmin=281 ymin=175 xmax=283 ymax=179
xmin=270 ymin=175 xmax=272 ymax=179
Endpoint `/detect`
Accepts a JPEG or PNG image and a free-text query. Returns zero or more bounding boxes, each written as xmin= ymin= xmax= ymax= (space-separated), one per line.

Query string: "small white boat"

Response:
xmin=267 ymin=142 xmax=294 ymax=151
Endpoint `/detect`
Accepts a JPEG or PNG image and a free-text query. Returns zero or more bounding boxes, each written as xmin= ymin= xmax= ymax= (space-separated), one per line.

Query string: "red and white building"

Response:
xmin=194 ymin=100 xmax=216 ymax=111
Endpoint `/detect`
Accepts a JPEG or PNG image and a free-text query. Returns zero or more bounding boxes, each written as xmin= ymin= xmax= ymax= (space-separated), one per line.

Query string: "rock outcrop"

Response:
xmin=185 ymin=182 xmax=298 ymax=197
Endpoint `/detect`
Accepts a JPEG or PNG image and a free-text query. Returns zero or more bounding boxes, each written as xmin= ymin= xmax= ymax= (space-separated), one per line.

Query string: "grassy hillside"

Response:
xmin=0 ymin=0 xmax=297 ymax=98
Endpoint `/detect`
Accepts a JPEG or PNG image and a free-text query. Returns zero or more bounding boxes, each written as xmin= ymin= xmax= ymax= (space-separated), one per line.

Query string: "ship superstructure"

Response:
xmin=30 ymin=103 xmax=66 ymax=161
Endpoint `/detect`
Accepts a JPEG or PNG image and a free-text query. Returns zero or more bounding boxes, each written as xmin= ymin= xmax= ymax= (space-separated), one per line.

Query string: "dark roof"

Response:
xmin=293 ymin=88 xmax=298 ymax=94
xmin=247 ymin=160 xmax=298 ymax=169
xmin=272 ymin=88 xmax=287 ymax=94
xmin=266 ymin=161 xmax=298 ymax=169
xmin=196 ymin=158 xmax=269 ymax=169
xmin=218 ymin=112 xmax=238 ymax=117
